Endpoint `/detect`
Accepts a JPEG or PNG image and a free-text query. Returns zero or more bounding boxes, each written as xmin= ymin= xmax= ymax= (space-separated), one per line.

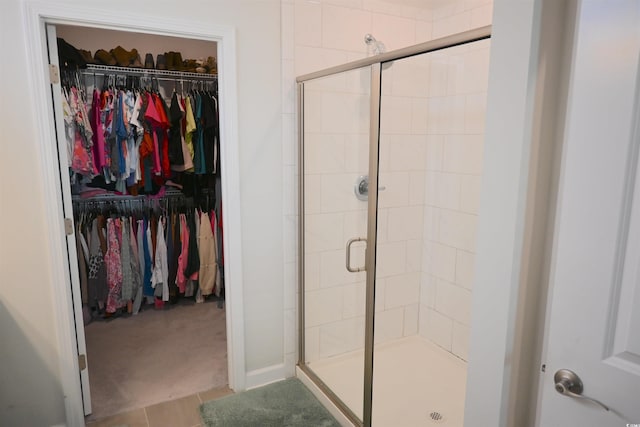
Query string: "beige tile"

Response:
xmin=145 ymin=394 xmax=201 ymax=427
xmin=86 ymin=408 xmax=148 ymax=427
xmin=197 ymin=385 xmax=233 ymax=403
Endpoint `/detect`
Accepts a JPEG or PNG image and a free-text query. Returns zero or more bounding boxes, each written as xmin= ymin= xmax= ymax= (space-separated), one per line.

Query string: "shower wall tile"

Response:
xmin=389 ymin=58 xmax=430 ymax=98
xmin=343 ymin=133 xmax=370 ymax=173
xmin=426 ymin=171 xmax=462 ymax=210
xmin=387 ymin=206 xmax=425 ymax=242
xmin=305 ymin=212 xmax=344 ymax=252
xmin=323 ymin=0 xmax=364 ymax=10
xmin=364 ymin=0 xmax=433 ymax=21
xmin=432 ymin=11 xmax=471 ymax=39
xmin=405 ymin=239 xmax=423 ymax=273
xmin=294 ymin=45 xmax=349 ymax=76
xmin=321 ymin=92 xmax=371 ymax=134
xmin=374 ymin=307 xmax=404 ymax=343
xmin=465 ymin=92 xmax=488 ymax=134
xmin=343 ymin=209 xmax=369 ymax=243
xmin=420 ymin=307 xmax=453 ymax=351
xmin=411 ymin=98 xmax=430 ymax=134
xmin=415 ymin=20 xmax=433 ymax=43
xmin=321 ymin=173 xmax=365 ymax=213
xmin=435 ymin=279 xmax=472 ymax=325
xmin=438 ymin=209 xmax=478 ymax=253
xmin=462 ymin=48 xmax=491 ymax=94
xmin=295 ymin=0 xmax=322 ymax=47
xmin=372 ymin=13 xmax=416 ymax=52
xmin=305 ymin=252 xmax=320 ymax=291
xmin=459 ymin=174 xmax=482 ymax=215
xmin=322 ymin=5 xmax=371 ymax=52
xmin=320 ymin=248 xmax=365 ymax=288
xmin=426 ymin=135 xmax=445 ymax=171
xmin=378 ymin=172 xmax=410 ymax=208
xmin=420 ymin=275 xmax=437 ymax=308
xmin=409 ymin=171 xmax=426 ymax=206
xmin=424 ymin=241 xmax=456 ymax=283
xmin=319 ymin=317 xmax=366 ymax=358
xmin=470 ymin=3 xmax=494 ymax=29
xmin=376 ymin=241 xmax=407 ymax=277
xmin=304 ymin=174 xmax=322 ymax=214
xmin=306 ymin=287 xmax=344 ymax=327
xmin=343 ymin=281 xmax=366 ymax=319
xmin=455 ymin=250 xmax=475 ymax=290
xmin=385 ymin=272 xmax=420 ymax=309
xmin=428 ymin=54 xmax=449 ymax=97
xmin=442 ymin=134 xmax=484 ymax=175
xmin=403 ymin=304 xmax=420 ymax=336
xmin=304 ymin=134 xmax=345 ymax=174
xmin=375 ymin=277 xmax=386 ymax=312
xmin=387 ymin=134 xmax=428 ymax=172
xmin=452 ymin=321 xmax=470 ymax=361
xmin=380 ymin=96 xmax=413 ymax=134
xmin=305 ymin=326 xmax=320 ymax=362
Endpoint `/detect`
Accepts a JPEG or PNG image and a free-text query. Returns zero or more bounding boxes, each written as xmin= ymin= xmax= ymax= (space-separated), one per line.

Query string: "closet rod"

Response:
xmin=72 ymin=189 xmax=186 ymax=203
xmin=82 ymin=64 xmax=218 ymax=81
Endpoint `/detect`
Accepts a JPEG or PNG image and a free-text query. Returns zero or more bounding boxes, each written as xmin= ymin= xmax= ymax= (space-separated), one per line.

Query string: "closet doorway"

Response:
xmin=39 ymin=16 xmax=244 ymax=423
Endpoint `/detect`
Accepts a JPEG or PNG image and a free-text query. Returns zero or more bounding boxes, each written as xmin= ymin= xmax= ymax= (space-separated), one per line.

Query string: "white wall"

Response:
xmin=1 ymin=0 xmax=282 ymax=424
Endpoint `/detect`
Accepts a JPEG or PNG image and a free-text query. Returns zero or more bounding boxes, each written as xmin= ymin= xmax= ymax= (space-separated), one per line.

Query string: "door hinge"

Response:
xmin=78 ymin=354 xmax=87 ymax=371
xmin=64 ymin=218 xmax=74 ymax=236
xmin=49 ymin=64 xmax=60 ymax=84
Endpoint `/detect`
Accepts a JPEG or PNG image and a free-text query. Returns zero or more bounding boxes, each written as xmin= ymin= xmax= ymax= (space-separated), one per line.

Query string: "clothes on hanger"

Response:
xmin=73 ymin=192 xmax=224 ymax=322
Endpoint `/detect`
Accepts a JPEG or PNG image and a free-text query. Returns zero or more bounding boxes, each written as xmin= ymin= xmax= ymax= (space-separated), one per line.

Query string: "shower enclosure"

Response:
xmin=297 ymin=26 xmax=492 ymax=427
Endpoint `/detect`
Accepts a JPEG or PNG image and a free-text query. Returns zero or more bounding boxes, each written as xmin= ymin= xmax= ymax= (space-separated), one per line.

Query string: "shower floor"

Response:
xmin=308 ymin=336 xmax=467 ymax=427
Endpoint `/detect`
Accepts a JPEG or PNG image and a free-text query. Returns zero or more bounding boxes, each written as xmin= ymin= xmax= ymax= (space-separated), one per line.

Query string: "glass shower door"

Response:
xmin=371 ymin=39 xmax=490 ymax=426
xmin=300 ymin=66 xmax=373 ymax=423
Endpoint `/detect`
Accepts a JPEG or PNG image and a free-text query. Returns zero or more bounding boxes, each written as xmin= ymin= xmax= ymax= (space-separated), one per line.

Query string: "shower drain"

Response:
xmin=428 ymin=411 xmax=445 ymax=423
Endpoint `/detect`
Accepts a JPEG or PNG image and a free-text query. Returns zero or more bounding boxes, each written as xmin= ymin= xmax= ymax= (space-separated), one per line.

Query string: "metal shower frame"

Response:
xmin=296 ymin=25 xmax=492 ymax=427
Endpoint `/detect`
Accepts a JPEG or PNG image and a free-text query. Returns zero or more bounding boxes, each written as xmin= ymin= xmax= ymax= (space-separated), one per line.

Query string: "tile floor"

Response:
xmin=86 ymin=385 xmax=233 ymax=427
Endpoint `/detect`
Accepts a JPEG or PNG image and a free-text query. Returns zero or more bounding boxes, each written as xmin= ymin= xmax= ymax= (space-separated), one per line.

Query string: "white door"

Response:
xmin=45 ymin=23 xmax=93 ymax=415
xmin=537 ymin=2 xmax=640 ymax=426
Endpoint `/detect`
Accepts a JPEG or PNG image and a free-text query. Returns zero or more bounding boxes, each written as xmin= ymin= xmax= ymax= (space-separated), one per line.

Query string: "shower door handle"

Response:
xmin=346 ymin=237 xmax=367 ymax=273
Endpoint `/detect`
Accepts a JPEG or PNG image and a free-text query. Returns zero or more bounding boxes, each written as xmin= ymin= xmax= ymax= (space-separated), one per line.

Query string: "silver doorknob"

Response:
xmin=553 ymin=369 xmax=609 ymax=411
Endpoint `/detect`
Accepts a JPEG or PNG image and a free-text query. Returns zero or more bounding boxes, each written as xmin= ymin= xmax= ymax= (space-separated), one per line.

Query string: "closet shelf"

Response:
xmin=83 ymin=64 xmax=218 ymax=81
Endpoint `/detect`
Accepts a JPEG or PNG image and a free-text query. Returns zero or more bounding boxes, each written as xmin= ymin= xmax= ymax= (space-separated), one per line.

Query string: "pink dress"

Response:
xmin=104 ymin=218 xmax=123 ymax=313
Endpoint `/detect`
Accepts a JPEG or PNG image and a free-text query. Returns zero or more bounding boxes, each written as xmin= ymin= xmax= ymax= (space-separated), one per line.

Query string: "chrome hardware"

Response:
xmin=553 ymin=369 xmax=609 ymax=411
xmin=354 ymin=175 xmax=386 ymax=201
xmin=346 ymin=237 xmax=367 ymax=272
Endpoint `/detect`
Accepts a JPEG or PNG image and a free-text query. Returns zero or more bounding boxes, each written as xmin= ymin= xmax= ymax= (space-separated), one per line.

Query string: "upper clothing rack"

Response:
xmin=82 ymin=64 xmax=218 ymax=82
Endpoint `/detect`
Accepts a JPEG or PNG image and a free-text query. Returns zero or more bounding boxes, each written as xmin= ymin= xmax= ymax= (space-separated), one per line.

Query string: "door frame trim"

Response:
xmin=22 ymin=3 xmax=245 ymax=425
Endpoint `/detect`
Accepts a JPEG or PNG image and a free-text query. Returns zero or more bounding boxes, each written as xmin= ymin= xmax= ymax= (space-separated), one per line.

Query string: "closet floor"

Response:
xmin=84 ymin=300 xmax=227 ymax=421
xmin=85 ymin=385 xmax=233 ymax=427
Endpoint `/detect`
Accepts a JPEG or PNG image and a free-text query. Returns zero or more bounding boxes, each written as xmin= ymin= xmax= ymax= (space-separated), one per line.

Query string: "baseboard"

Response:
xmin=296 ymin=366 xmax=354 ymax=427
xmin=245 ymin=363 xmax=288 ymax=390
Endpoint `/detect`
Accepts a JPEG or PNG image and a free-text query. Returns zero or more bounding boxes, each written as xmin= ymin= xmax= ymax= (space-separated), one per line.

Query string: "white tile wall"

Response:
xmin=291 ymin=0 xmax=492 ymax=365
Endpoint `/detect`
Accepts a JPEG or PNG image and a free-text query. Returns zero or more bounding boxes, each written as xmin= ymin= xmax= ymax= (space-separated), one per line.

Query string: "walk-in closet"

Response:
xmin=51 ymin=24 xmax=229 ymax=421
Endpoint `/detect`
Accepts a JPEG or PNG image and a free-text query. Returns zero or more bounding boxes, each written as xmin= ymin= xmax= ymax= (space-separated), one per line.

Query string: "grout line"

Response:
xmin=197 ymin=392 xmax=203 ymax=403
xmin=143 ymin=406 xmax=150 ymax=427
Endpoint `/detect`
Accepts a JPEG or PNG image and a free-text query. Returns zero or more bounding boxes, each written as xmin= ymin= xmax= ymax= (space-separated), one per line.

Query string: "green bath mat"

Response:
xmin=200 ymin=378 xmax=341 ymax=427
